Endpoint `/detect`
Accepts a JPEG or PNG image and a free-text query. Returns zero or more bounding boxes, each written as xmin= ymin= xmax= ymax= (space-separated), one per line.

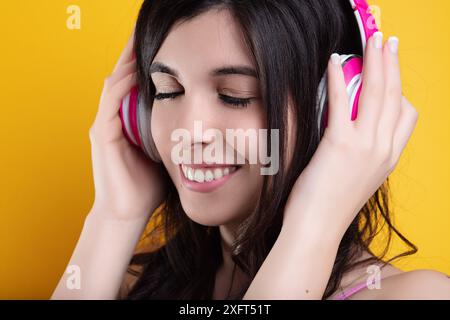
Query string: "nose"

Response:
xmin=175 ymin=90 xmax=224 ymax=163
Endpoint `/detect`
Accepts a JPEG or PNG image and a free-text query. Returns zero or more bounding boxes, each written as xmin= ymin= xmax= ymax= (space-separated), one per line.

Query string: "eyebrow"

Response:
xmin=150 ymin=62 xmax=258 ymax=79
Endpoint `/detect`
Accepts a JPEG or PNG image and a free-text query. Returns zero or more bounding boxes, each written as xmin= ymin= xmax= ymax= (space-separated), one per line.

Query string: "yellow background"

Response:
xmin=0 ymin=1 xmax=449 ymax=299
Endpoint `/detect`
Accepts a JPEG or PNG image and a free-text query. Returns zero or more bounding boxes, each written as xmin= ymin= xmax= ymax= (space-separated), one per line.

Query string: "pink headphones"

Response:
xmin=119 ymin=0 xmax=379 ymax=162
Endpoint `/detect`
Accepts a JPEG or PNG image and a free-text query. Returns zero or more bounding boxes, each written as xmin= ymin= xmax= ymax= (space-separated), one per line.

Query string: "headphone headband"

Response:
xmin=316 ymin=1 xmax=379 ymax=133
xmin=350 ymin=0 xmax=379 ymax=53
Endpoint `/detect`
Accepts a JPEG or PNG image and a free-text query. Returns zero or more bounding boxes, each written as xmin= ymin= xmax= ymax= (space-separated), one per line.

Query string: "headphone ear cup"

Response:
xmin=136 ymin=92 xmax=163 ymax=163
xmin=317 ymin=54 xmax=363 ymax=134
xmin=119 ymin=87 xmax=162 ymax=163
xmin=119 ymin=90 xmax=139 ymax=146
xmin=316 ymin=73 xmax=329 ymax=136
xmin=341 ymin=55 xmax=363 ymax=121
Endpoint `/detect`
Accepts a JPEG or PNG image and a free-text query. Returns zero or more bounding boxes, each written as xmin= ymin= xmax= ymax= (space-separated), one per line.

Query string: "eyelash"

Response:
xmin=153 ymin=92 xmax=253 ymax=108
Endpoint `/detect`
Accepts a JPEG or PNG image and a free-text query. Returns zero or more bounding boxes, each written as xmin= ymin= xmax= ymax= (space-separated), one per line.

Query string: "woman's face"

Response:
xmin=150 ymin=8 xmax=266 ymax=226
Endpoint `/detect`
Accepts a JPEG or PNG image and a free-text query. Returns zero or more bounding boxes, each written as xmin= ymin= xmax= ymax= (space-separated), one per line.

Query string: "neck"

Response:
xmin=212 ymin=223 xmax=240 ymax=298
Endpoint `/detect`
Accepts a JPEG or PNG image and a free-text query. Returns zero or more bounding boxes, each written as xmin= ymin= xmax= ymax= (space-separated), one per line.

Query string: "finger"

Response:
xmin=108 ymin=59 xmax=137 ymax=87
xmin=113 ymin=27 xmax=136 ymax=73
xmin=378 ymin=37 xmax=402 ymax=141
xmin=392 ymin=96 xmax=419 ymax=163
xmin=356 ymin=32 xmax=384 ymax=132
xmin=98 ymin=73 xmax=138 ymax=122
xmin=96 ymin=60 xmax=136 ymax=121
xmin=326 ymin=53 xmax=351 ymax=130
xmin=111 ymin=72 xmax=138 ymax=102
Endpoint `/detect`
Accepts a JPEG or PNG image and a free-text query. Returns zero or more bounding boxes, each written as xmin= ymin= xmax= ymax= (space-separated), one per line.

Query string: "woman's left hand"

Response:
xmin=284 ymin=34 xmax=419 ymax=239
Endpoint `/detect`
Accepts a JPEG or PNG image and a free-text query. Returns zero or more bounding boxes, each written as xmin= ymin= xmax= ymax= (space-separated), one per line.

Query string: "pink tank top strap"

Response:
xmin=332 ymin=276 xmax=384 ymax=300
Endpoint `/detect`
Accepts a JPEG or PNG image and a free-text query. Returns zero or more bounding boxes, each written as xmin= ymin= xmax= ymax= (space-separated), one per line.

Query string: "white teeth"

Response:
xmin=187 ymin=167 xmax=194 ymax=181
xmin=205 ymin=170 xmax=214 ymax=182
xmin=213 ymin=168 xmax=223 ymax=180
xmin=181 ymin=164 xmax=239 ymax=183
xmin=194 ymin=170 xmax=205 ymax=183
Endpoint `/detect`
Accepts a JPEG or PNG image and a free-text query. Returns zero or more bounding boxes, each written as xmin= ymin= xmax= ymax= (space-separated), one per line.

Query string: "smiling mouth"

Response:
xmin=181 ymin=163 xmax=241 ymax=182
xmin=179 ymin=163 xmax=242 ymax=193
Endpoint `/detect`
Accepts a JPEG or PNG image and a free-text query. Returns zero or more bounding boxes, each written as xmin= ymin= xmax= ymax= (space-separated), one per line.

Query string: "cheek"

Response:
xmin=148 ymin=105 xmax=184 ymax=195
xmin=247 ymin=165 xmax=265 ymax=198
xmin=238 ymin=108 xmax=267 ymax=164
xmin=228 ymin=165 xmax=265 ymax=220
xmin=151 ymin=105 xmax=175 ymax=160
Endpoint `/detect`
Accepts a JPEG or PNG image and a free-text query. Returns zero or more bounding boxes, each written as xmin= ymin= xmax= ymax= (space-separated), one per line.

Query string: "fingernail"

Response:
xmin=388 ymin=36 xmax=399 ymax=54
xmin=373 ymin=31 xmax=383 ymax=49
xmin=330 ymin=53 xmax=341 ymax=65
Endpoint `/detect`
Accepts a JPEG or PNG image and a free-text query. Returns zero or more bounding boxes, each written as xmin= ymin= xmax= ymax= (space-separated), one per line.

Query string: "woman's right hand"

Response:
xmin=88 ymin=31 xmax=167 ymax=221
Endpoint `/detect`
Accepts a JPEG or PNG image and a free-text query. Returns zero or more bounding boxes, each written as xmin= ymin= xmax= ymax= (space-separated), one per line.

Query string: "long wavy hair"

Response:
xmin=123 ymin=0 xmax=417 ymax=299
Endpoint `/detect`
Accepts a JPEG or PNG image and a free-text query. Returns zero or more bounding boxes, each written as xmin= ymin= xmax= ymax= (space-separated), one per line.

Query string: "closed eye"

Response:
xmin=154 ymin=91 xmax=184 ymax=100
xmin=218 ymin=94 xmax=252 ymax=108
xmin=154 ymin=91 xmax=254 ymax=109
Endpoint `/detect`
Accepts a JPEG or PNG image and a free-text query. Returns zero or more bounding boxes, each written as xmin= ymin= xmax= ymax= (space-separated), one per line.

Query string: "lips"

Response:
xmin=179 ymin=164 xmax=241 ymax=193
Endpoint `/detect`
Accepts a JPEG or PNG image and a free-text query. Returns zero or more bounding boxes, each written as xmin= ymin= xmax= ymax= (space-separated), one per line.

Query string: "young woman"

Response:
xmin=52 ymin=0 xmax=450 ymax=300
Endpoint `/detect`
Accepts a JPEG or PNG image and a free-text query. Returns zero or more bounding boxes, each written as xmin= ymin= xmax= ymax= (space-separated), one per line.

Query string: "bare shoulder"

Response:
xmin=378 ymin=269 xmax=450 ymax=299
xmin=327 ymin=249 xmax=450 ymax=300
xmin=327 ymin=253 xmax=404 ymax=300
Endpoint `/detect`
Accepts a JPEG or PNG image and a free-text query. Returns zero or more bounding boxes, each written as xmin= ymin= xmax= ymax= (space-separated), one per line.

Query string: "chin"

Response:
xmin=179 ymin=197 xmax=243 ymax=227
xmin=163 ymin=160 xmax=262 ymax=226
